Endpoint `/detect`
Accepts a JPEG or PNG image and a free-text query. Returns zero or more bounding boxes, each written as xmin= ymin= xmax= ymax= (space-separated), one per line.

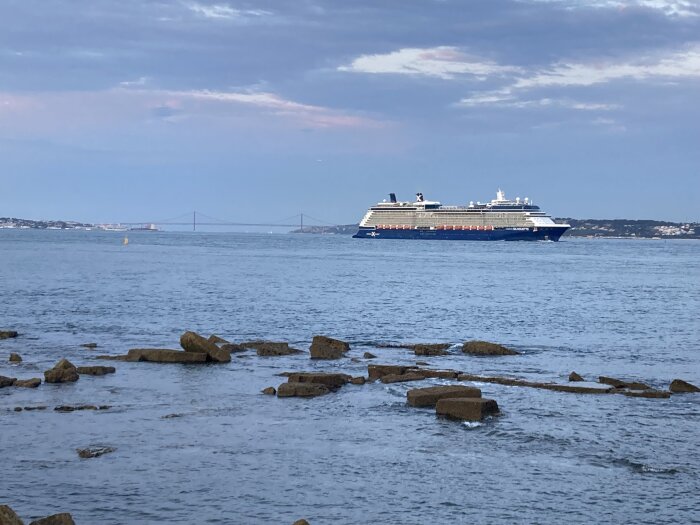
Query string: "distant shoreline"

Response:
xmin=2 ymin=217 xmax=698 ymax=239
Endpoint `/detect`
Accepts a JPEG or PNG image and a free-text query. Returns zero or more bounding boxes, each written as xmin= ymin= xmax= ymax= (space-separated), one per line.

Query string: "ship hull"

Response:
xmin=353 ymin=226 xmax=568 ymax=241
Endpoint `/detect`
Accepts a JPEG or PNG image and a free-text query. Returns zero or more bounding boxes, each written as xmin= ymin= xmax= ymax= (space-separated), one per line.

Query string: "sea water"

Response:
xmin=1 ymin=230 xmax=698 ymax=524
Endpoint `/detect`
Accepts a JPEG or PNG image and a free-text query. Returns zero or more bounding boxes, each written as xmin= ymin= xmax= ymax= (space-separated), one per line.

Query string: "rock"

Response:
xmin=55 ymin=405 xmax=98 ymax=412
xmin=0 ymin=375 xmax=17 ymax=388
xmin=350 ymin=376 xmax=366 ymax=385
xmin=95 ymin=354 xmax=130 ymax=361
xmin=44 ymin=359 xmax=79 ymax=383
xmin=286 ymin=372 xmax=351 ymax=390
xmin=538 ymin=383 xmax=616 ymax=394
xmin=207 ymin=334 xmax=229 ymax=345
xmin=9 ymin=352 xmax=22 ymax=363
xmin=80 ymin=343 xmax=98 ymax=349
xmin=309 ymin=335 xmax=349 ymax=359
xmin=669 ymin=379 xmax=700 ymax=393
xmin=261 ymin=387 xmax=276 ymax=395
xmin=417 ymin=369 xmax=459 ymax=379
xmin=292 ymin=520 xmax=310 ymax=525
xmin=462 ymin=340 xmax=519 ymax=356
xmin=28 ymin=513 xmax=76 ymax=525
xmin=77 ymin=446 xmax=116 ymax=458
xmin=623 ymin=390 xmax=671 ymax=399
xmin=627 ymin=382 xmax=652 ymax=390
xmin=180 ymin=331 xmax=231 ymax=362
xmin=598 ymin=376 xmax=627 ymax=388
xmin=436 ymin=397 xmax=500 ymax=421
xmin=414 ymin=344 xmax=449 ymax=356
xmin=368 ymin=364 xmax=417 ymax=381
xmin=380 ymin=373 xmax=426 ymax=384
xmin=363 ymin=352 xmax=377 ymax=359
xmin=76 ymin=366 xmax=116 ymax=376
xmin=568 ymin=371 xmax=584 ymax=382
xmin=407 ymin=385 xmax=482 ymax=408
xmin=255 ymin=343 xmax=303 ymax=356
xmin=126 ymin=348 xmax=208 ymax=363
xmin=0 ymin=505 xmax=24 ymax=525
xmin=415 ymin=361 xmax=429 ymax=366
xmin=277 ymin=382 xmax=329 ymax=398
xmin=0 ymin=330 xmax=18 ymax=340
xmin=220 ymin=343 xmax=247 ymax=353
xmin=14 ymin=378 xmax=41 ymax=388
xmin=14 ymin=407 xmax=22 ymax=412
xmin=23 ymin=406 xmax=47 ymax=411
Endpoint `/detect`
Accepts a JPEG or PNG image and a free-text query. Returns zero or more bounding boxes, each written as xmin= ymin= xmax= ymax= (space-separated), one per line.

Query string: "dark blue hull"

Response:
xmin=353 ymin=226 xmax=568 ymax=241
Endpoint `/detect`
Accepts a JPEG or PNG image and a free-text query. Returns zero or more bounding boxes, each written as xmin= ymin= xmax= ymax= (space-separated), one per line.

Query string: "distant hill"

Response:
xmin=292 ymin=219 xmax=700 ymax=239
xmin=0 ymin=217 xmax=93 ymax=230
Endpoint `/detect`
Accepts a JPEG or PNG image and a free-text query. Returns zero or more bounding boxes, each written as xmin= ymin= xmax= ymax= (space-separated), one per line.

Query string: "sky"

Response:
xmin=1 ymin=0 xmax=699 ymax=225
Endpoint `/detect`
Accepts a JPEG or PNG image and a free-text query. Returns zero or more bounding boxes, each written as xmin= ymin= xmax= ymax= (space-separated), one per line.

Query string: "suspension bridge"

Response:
xmin=116 ymin=211 xmax=341 ymax=231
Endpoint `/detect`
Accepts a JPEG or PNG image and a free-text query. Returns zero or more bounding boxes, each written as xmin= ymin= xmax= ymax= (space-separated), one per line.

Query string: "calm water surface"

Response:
xmin=1 ymin=230 xmax=699 ymax=524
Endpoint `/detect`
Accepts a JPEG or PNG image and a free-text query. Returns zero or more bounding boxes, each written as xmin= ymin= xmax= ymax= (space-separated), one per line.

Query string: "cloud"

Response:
xmin=187 ymin=2 xmax=271 ymax=20
xmin=520 ymin=0 xmax=699 ymax=17
xmin=458 ymin=94 xmax=620 ymax=110
xmin=338 ymin=47 xmax=521 ymax=80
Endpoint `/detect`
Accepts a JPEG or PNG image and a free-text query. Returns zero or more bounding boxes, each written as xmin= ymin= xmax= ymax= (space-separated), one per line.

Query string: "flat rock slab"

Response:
xmin=252 ymin=342 xmax=304 ymax=356
xmin=0 ymin=330 xmax=18 ymax=340
xmin=77 ymin=366 xmax=116 ymax=376
xmin=539 ymin=381 xmax=615 ymax=394
xmin=368 ymin=364 xmax=418 ymax=381
xmin=414 ymin=344 xmax=449 ymax=356
xmin=181 ymin=331 xmax=231 ymax=362
xmin=126 ymin=349 xmax=207 ymax=363
xmin=277 ymin=382 xmax=330 ymax=398
xmin=380 ymin=373 xmax=426 ymax=384
xmin=286 ymin=372 xmax=351 ymax=389
xmin=462 ymin=340 xmax=518 ymax=356
xmin=407 ymin=385 xmax=482 ymax=408
xmin=670 ymin=379 xmax=700 ymax=393
xmin=623 ymin=390 xmax=671 ymax=399
xmin=14 ymin=378 xmax=41 ymax=388
xmin=309 ymin=335 xmax=350 ymax=359
xmin=436 ymin=397 xmax=500 ymax=421
xmin=29 ymin=513 xmax=76 ymax=525
xmin=220 ymin=343 xmax=247 ymax=353
xmin=417 ymin=369 xmax=460 ymax=379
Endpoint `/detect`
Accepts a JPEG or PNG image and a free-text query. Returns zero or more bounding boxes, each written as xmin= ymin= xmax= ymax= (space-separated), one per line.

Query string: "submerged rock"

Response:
xmin=80 ymin=343 xmax=98 ymax=349
xmin=220 ymin=343 xmax=247 ymax=353
xmin=363 ymin=352 xmax=377 ymax=359
xmin=417 ymin=369 xmax=459 ymax=379
xmin=44 ymin=359 xmax=79 ymax=383
xmin=285 ymin=372 xmax=351 ymax=390
xmin=28 ymin=513 xmax=76 ymax=525
xmin=180 ymin=331 xmax=231 ymax=362
xmin=350 ymin=376 xmax=366 ymax=385
xmin=55 ymin=405 xmax=110 ymax=412
xmin=277 ymin=382 xmax=329 ymax=398
xmin=569 ymin=371 xmax=584 ymax=382
xmin=598 ymin=376 xmax=628 ymax=388
xmin=669 ymin=379 xmax=700 ymax=393
xmin=95 ymin=354 xmax=130 ymax=361
xmin=77 ymin=446 xmax=116 ymax=458
xmin=126 ymin=348 xmax=207 ymax=363
xmin=0 ymin=375 xmax=17 ymax=388
xmin=9 ymin=352 xmax=22 ymax=363
xmin=309 ymin=335 xmax=350 ymax=359
xmin=253 ymin=342 xmax=303 ymax=356
xmin=462 ymin=340 xmax=519 ymax=356
xmin=407 ymin=385 xmax=482 ymax=408
xmin=261 ymin=386 xmax=277 ymax=395
xmin=0 ymin=330 xmax=18 ymax=340
xmin=623 ymin=390 xmax=671 ymax=399
xmin=77 ymin=366 xmax=115 ymax=376
xmin=414 ymin=344 xmax=449 ymax=356
xmin=0 ymin=505 xmax=23 ymax=525
xmin=380 ymin=373 xmax=426 ymax=384
xmin=436 ymin=397 xmax=500 ymax=421
xmin=14 ymin=378 xmax=41 ymax=388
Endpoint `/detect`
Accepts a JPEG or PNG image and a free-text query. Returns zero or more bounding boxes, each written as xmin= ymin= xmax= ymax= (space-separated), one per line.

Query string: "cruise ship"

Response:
xmin=353 ymin=190 xmax=570 ymax=241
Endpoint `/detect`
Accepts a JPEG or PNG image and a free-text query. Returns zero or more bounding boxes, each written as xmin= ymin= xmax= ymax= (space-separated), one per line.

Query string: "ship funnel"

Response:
xmin=389 ymin=193 xmax=397 ymax=203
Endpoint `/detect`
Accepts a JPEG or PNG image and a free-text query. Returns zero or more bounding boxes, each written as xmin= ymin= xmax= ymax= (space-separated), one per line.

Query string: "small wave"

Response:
xmin=462 ymin=421 xmax=483 ymax=429
xmin=613 ymin=458 xmax=680 ymax=475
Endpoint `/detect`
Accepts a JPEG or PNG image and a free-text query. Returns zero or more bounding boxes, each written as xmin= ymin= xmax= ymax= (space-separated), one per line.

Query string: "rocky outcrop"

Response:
xmin=44 ymin=359 xmax=79 ymax=383
xmin=380 ymin=373 xmax=426 ymax=384
xmin=0 ymin=505 xmax=23 ymax=525
xmin=277 ymin=382 xmax=329 ymax=398
xmin=407 ymin=385 xmax=482 ymax=408
xmin=669 ymin=379 xmax=700 ymax=393
xmin=309 ymin=335 xmax=350 ymax=359
xmin=0 ymin=375 xmax=17 ymax=388
xmin=414 ymin=344 xmax=449 ymax=356
xmin=29 ymin=513 xmax=76 ymax=525
xmin=77 ymin=446 xmax=116 ymax=458
xmin=285 ymin=372 xmax=351 ymax=390
xmin=9 ymin=352 xmax=22 ymax=363
xmin=261 ymin=387 xmax=276 ymax=395
xmin=436 ymin=398 xmax=500 ymax=421
xmin=126 ymin=349 xmax=207 ymax=363
xmin=363 ymin=352 xmax=376 ymax=359
xmin=14 ymin=378 xmax=41 ymax=388
xmin=80 ymin=343 xmax=98 ymax=349
xmin=180 ymin=331 xmax=231 ymax=362
xmin=569 ymin=371 xmax=584 ymax=382
xmin=76 ymin=366 xmax=116 ymax=376
xmin=208 ymin=335 xmax=229 ymax=345
xmin=0 ymin=330 xmax=18 ymax=340
xmin=462 ymin=340 xmax=519 ymax=356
